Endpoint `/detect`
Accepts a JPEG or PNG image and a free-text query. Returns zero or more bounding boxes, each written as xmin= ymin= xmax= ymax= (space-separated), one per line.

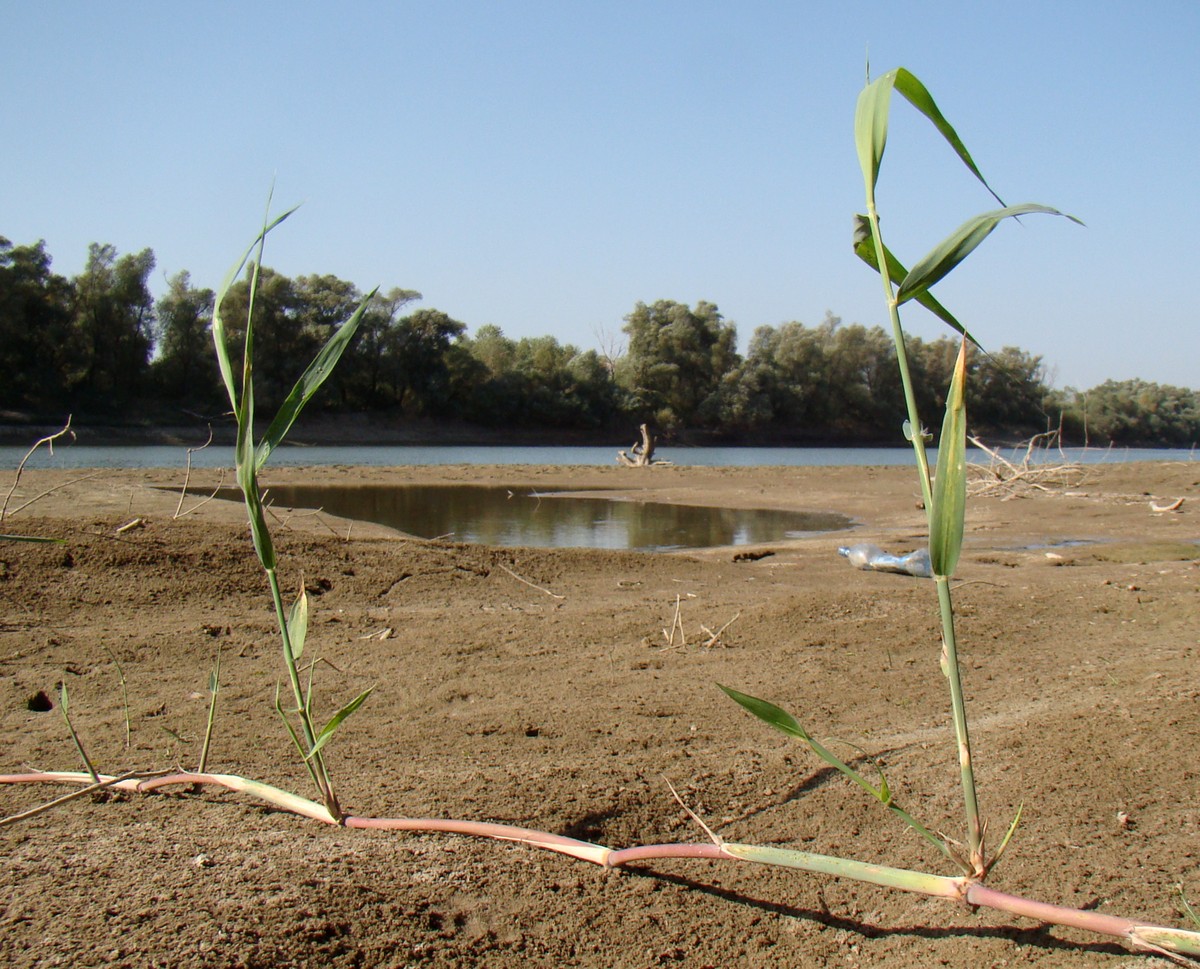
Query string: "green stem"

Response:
xmin=197 ymin=646 xmax=220 ymax=775
xmin=866 ymin=198 xmax=982 ymax=873
xmin=936 ymin=575 xmax=983 ymax=874
xmin=864 ymin=201 xmax=934 ymax=511
xmin=266 ymin=566 xmax=341 ymax=819
xmin=58 ymin=683 xmax=100 ymax=787
xmin=723 ymin=842 xmax=965 ymax=899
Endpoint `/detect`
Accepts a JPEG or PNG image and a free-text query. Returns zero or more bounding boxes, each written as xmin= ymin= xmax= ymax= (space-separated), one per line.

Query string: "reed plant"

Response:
xmin=715 ymin=65 xmax=1200 ymax=960
xmin=208 ymin=196 xmax=379 ymax=821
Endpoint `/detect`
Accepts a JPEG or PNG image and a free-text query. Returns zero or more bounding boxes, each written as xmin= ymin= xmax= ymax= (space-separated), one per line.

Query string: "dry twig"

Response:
xmin=1 ymin=417 xmax=76 ymax=521
xmin=497 ymin=563 xmax=565 ymax=600
xmin=700 ymin=611 xmax=741 ymax=648
xmin=173 ymin=427 xmax=228 ymax=519
xmin=968 ymin=434 xmax=1085 ymax=499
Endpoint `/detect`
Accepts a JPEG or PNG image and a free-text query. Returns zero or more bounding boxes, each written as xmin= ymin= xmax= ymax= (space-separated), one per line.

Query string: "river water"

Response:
xmin=2 ymin=443 xmax=1195 ymax=471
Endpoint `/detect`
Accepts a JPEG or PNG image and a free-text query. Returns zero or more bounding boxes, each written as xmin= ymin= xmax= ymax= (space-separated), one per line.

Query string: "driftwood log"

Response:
xmin=616 ymin=424 xmax=659 ymax=467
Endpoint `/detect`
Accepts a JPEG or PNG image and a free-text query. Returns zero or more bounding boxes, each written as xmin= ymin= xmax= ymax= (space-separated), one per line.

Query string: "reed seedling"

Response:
xmin=58 ymin=681 xmax=99 ymax=787
xmin=209 ymin=195 xmax=378 ymax=821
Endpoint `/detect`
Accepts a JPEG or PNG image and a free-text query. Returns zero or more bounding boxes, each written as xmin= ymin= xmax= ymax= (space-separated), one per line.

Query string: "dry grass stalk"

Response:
xmin=173 ymin=427 xmax=228 ymax=519
xmin=496 ymin=562 xmax=565 ymax=599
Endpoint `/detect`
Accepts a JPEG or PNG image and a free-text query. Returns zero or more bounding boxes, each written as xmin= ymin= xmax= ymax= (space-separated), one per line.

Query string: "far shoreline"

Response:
xmin=0 ymin=412 xmax=1167 ymax=452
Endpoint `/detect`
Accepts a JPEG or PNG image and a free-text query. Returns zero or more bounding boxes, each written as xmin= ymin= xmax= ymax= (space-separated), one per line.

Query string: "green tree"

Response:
xmin=334 ymin=286 xmax=422 ymax=407
xmin=822 ymin=320 xmax=897 ymax=436
xmin=0 ymin=236 xmax=75 ymax=408
xmin=511 ymin=336 xmax=617 ymax=428
xmin=966 ymin=346 xmax=1049 ymax=433
xmin=380 ymin=308 xmax=469 ymax=416
xmin=1049 ymin=379 xmax=1200 ymax=446
xmin=727 ymin=319 xmax=835 ymax=432
xmin=216 ymin=266 xmax=312 ymax=408
xmin=618 ymin=299 xmax=739 ymax=429
xmin=71 ymin=243 xmax=156 ymax=404
xmin=152 ymin=271 xmax=218 ymax=406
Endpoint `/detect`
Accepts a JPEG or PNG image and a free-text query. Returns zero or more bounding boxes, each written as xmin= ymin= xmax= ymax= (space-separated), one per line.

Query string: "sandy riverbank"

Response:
xmin=1 ymin=462 xmax=1198 ymax=967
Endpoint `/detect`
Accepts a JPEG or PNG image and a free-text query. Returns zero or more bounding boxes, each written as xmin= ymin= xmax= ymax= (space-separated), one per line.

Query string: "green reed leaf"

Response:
xmin=856 ymin=68 xmax=1005 ymax=206
xmin=853 ymin=215 xmax=979 ymax=345
xmin=306 ymin=687 xmax=374 ymax=761
xmin=274 ymin=682 xmax=320 ymax=793
xmin=929 ymin=340 xmax=968 ymax=577
xmin=287 ymin=585 xmax=309 ymax=661
xmin=890 ymin=69 xmax=1004 ymax=206
xmin=256 ymin=287 xmax=378 ymax=470
xmin=720 ymin=685 xmax=885 ymax=800
xmin=897 ymin=204 xmax=1082 ymax=304
xmin=211 ymin=201 xmax=301 ymax=413
xmin=987 ymin=802 xmax=1024 ymax=874
xmin=854 ymin=72 xmax=894 ymax=195
xmin=720 ymin=684 xmax=809 ymax=740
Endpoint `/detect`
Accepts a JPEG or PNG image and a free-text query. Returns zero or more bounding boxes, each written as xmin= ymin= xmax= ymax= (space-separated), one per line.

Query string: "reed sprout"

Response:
xmin=209 ymin=194 xmax=378 ymax=821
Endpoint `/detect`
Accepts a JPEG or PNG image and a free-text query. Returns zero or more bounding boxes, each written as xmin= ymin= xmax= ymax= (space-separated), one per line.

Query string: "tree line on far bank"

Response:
xmin=2 ymin=234 xmax=1196 ymax=447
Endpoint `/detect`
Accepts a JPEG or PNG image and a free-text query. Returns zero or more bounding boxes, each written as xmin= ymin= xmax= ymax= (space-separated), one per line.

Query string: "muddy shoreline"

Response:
xmin=1 ymin=462 xmax=1198 ymax=967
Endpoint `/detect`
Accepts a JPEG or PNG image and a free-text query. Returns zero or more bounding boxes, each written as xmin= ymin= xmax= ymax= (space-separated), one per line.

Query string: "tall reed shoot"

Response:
xmin=210 ymin=198 xmax=377 ymax=821
xmin=719 ymin=66 xmax=1200 ymax=960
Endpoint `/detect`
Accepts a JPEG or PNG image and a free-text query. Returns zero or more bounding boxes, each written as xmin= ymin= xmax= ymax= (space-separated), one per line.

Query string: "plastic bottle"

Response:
xmin=837 ymin=543 xmax=933 ymax=578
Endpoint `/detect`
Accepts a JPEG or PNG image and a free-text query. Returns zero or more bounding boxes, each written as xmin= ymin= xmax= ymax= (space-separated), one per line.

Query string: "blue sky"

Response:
xmin=3 ymin=2 xmax=1197 ymax=391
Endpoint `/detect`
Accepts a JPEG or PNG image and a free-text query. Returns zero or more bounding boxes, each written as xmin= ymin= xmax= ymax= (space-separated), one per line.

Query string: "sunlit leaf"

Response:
xmin=306 ymin=687 xmax=374 ymax=760
xmin=720 ymin=685 xmax=882 ymax=799
xmin=987 ymin=802 xmax=1024 ymax=873
xmin=929 ymin=341 xmax=968 ymax=577
xmin=0 ymin=534 xmax=64 ymax=544
xmin=242 ymin=478 xmax=275 ymax=571
xmin=719 ymin=684 xmax=809 ymax=740
xmin=897 ymin=204 xmax=1082 ymax=304
xmin=853 ymin=214 xmax=979 ymax=344
xmin=856 ymin=67 xmax=1005 ymax=206
xmin=854 ymin=72 xmax=894 ymax=195
xmin=287 ymin=585 xmax=309 ymax=661
xmin=274 ymin=682 xmax=313 ymax=768
xmin=890 ymin=68 xmax=1005 ymax=206
xmin=211 ymin=199 xmax=300 ymax=412
xmin=256 ymin=287 xmax=378 ymax=470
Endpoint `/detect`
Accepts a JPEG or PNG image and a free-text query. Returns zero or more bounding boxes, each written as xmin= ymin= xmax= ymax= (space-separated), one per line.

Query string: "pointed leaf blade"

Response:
xmin=274 ymin=681 xmax=317 ymax=778
xmin=854 ymin=71 xmax=895 ymax=195
xmin=211 ymin=203 xmax=301 ymax=412
xmin=287 ymin=586 xmax=309 ymax=661
xmin=987 ymin=802 xmax=1024 ymax=873
xmin=853 ymin=215 xmax=980 ymax=345
xmin=719 ymin=684 xmax=809 ymax=740
xmin=897 ymin=204 xmax=1083 ymax=304
xmin=890 ymin=68 xmax=1005 ymax=207
xmin=306 ymin=687 xmax=374 ymax=760
xmin=256 ymin=288 xmax=379 ymax=469
xmin=856 ymin=67 xmax=1005 ymax=207
xmin=929 ymin=340 xmax=969 ymax=577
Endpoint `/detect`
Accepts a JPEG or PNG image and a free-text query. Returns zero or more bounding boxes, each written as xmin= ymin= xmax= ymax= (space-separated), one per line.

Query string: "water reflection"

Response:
xmin=226 ymin=484 xmax=851 ymax=551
